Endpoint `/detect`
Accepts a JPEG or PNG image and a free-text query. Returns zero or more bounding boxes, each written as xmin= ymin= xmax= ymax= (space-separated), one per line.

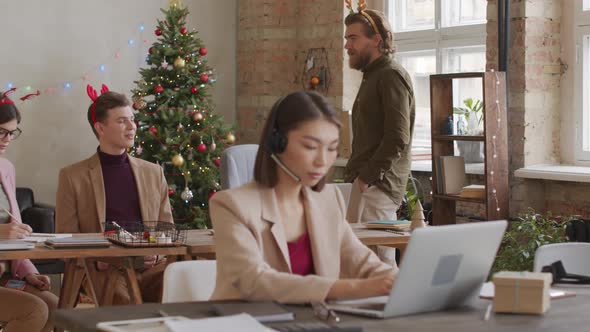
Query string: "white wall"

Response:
xmin=0 ymin=0 xmax=236 ymax=204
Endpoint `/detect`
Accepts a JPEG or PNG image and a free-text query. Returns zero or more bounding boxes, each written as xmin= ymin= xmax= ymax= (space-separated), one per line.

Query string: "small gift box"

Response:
xmin=493 ymin=271 xmax=552 ymax=314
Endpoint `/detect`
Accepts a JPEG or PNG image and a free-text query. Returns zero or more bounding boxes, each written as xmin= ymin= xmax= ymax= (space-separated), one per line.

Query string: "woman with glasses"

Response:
xmin=0 ymin=91 xmax=57 ymax=332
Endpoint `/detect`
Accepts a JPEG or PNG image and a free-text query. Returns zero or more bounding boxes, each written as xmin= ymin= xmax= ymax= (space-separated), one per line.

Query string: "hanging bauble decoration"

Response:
xmin=190 ymin=86 xmax=198 ymax=94
xmin=177 ymin=123 xmax=184 ymax=131
xmin=136 ymin=145 xmax=143 ymax=155
xmin=161 ymin=59 xmax=169 ymax=69
xmin=168 ymin=188 xmax=175 ymax=196
xmin=155 ymin=28 xmax=162 ymax=36
xmin=199 ymin=47 xmax=208 ymax=56
xmin=210 ymin=141 xmax=216 ymax=151
xmin=208 ymin=190 xmax=217 ymax=200
xmin=149 ymin=126 xmax=158 ymax=135
xmin=200 ymin=73 xmax=209 ymax=83
xmin=132 ymin=97 xmax=146 ymax=110
xmin=193 ymin=111 xmax=204 ymax=121
xmin=154 ymin=84 xmax=164 ymax=94
xmin=149 ymin=47 xmax=154 ymax=54
xmin=172 ymin=154 xmax=185 ymax=167
xmin=226 ymin=133 xmax=236 ymax=144
xmin=197 ymin=142 xmax=207 ymax=153
xmin=180 ymin=27 xmax=188 ymax=35
xmin=214 ymin=157 xmax=221 ymax=167
xmin=174 ymin=56 xmax=186 ymax=69
xmin=181 ymin=187 xmax=194 ymax=201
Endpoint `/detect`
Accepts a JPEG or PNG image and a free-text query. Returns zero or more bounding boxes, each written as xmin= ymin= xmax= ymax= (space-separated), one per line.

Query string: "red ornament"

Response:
xmin=190 ymin=86 xmax=198 ymax=94
xmin=200 ymin=73 xmax=209 ymax=83
xmin=155 ymin=28 xmax=162 ymax=36
xmin=154 ymin=84 xmax=164 ymax=94
xmin=214 ymin=157 xmax=221 ymax=167
xmin=149 ymin=47 xmax=154 ymax=54
xmin=208 ymin=190 xmax=217 ymax=200
xmin=180 ymin=27 xmax=188 ymax=35
xmin=149 ymin=126 xmax=157 ymax=135
xmin=197 ymin=143 xmax=207 ymax=153
xmin=168 ymin=188 xmax=174 ymax=196
xmin=199 ymin=47 xmax=208 ymax=56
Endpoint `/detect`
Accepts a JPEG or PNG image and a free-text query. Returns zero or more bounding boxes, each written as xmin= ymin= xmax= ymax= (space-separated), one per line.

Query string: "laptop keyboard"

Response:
xmin=271 ymin=322 xmax=362 ymax=332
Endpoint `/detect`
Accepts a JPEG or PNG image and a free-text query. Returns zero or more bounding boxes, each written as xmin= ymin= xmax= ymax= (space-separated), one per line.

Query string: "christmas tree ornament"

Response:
xmin=172 ymin=154 xmax=185 ymax=167
xmin=181 ymin=187 xmax=194 ymax=201
xmin=168 ymin=188 xmax=175 ymax=196
xmin=177 ymin=123 xmax=184 ymax=131
xmin=226 ymin=133 xmax=236 ymax=144
xmin=136 ymin=145 xmax=143 ymax=155
xmin=149 ymin=47 xmax=154 ymax=54
xmin=197 ymin=142 xmax=207 ymax=153
xmin=200 ymin=73 xmax=209 ymax=83
xmin=180 ymin=27 xmax=188 ymax=35
xmin=193 ymin=111 xmax=204 ymax=121
xmin=132 ymin=97 xmax=146 ymax=110
xmin=199 ymin=47 xmax=208 ymax=56
xmin=190 ymin=86 xmax=198 ymax=94
xmin=161 ymin=59 xmax=169 ymax=68
xmin=155 ymin=28 xmax=162 ymax=36
xmin=174 ymin=56 xmax=186 ymax=69
xmin=214 ymin=157 xmax=221 ymax=167
xmin=310 ymin=76 xmax=320 ymax=88
xmin=210 ymin=141 xmax=216 ymax=151
xmin=149 ymin=126 xmax=158 ymax=135
xmin=154 ymin=84 xmax=164 ymax=94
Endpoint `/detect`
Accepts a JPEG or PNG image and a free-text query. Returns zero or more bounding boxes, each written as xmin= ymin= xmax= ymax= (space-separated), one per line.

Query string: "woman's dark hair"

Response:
xmin=253 ymin=90 xmax=342 ymax=191
xmin=0 ymin=96 xmax=22 ymax=125
xmin=345 ymin=9 xmax=395 ymax=55
xmin=87 ymin=91 xmax=131 ymax=137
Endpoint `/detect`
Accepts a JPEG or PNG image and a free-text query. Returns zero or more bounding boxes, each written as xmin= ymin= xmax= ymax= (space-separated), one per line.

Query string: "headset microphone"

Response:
xmin=271 ymin=153 xmax=301 ymax=182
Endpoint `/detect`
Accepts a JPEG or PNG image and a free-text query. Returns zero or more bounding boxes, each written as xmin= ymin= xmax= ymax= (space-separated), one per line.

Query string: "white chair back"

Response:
xmin=220 ymin=144 xmax=259 ymax=189
xmin=533 ymin=243 xmax=590 ymax=275
xmin=162 ymin=260 xmax=217 ymax=302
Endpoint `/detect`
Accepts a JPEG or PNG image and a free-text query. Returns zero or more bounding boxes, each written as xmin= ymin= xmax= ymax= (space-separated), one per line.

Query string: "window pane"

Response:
xmin=583 ymin=34 xmax=590 ymax=151
xmin=585 ymin=0 xmax=590 ymax=11
xmin=396 ymin=50 xmax=436 ymax=155
xmin=442 ymin=0 xmax=487 ymax=27
xmin=390 ymin=0 xmax=435 ymax=32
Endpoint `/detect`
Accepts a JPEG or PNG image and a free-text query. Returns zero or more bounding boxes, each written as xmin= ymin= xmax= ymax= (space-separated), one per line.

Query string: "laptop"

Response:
xmin=327 ymin=220 xmax=507 ymax=318
xmin=0 ymin=240 xmax=35 ymax=250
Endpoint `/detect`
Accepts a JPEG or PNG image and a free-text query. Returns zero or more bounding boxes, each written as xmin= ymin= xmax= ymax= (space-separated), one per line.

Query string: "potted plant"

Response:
xmin=491 ymin=209 xmax=568 ymax=276
xmin=453 ymin=98 xmax=484 ymax=163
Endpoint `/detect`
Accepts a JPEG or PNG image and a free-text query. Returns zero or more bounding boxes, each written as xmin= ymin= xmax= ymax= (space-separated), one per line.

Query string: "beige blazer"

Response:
xmin=55 ymin=153 xmax=173 ymax=233
xmin=210 ymin=181 xmax=393 ymax=304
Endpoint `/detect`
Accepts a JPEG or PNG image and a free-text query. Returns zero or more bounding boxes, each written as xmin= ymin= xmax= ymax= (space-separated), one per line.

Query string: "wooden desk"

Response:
xmin=184 ymin=225 xmax=410 ymax=259
xmin=0 ymin=234 xmax=186 ymax=310
xmin=53 ymin=286 xmax=590 ymax=332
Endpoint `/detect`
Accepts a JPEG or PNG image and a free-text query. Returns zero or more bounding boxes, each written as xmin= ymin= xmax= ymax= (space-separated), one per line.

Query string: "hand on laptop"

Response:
xmin=327 ymin=273 xmax=395 ymax=300
xmin=358 ymin=274 xmax=395 ymax=298
xmin=0 ymin=222 xmax=32 ymax=239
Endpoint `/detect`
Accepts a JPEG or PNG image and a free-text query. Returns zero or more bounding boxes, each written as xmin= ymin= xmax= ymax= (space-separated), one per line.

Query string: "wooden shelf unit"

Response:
xmin=430 ymin=72 xmax=509 ymax=225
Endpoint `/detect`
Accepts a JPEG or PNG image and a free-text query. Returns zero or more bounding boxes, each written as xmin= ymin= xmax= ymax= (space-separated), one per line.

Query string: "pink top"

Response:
xmin=287 ymin=232 xmax=314 ymax=276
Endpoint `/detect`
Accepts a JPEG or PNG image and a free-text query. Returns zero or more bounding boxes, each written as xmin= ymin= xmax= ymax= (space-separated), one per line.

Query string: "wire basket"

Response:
xmin=103 ymin=221 xmax=188 ymax=247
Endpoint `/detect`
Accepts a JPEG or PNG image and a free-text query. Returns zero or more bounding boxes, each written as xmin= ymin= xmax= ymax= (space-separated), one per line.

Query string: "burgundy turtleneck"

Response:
xmin=97 ymin=148 xmax=142 ymax=225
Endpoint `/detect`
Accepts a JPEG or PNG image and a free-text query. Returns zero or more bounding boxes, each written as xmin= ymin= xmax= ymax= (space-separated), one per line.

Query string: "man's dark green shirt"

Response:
xmin=344 ymin=55 xmax=416 ymax=205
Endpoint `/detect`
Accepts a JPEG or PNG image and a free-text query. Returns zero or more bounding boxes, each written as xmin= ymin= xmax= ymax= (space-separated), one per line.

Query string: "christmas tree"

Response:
xmin=131 ymin=0 xmax=235 ymax=229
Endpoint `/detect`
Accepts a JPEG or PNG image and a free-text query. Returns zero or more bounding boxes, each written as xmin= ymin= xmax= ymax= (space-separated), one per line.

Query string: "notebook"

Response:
xmin=211 ymin=301 xmax=294 ymax=323
xmin=0 ymin=240 xmax=35 ymax=250
xmin=45 ymin=237 xmax=110 ymax=249
xmin=440 ymin=156 xmax=466 ymax=195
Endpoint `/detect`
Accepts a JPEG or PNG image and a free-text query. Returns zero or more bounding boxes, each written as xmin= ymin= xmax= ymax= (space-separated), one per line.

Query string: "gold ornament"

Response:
xmin=133 ymin=97 xmax=146 ymax=110
xmin=193 ymin=111 xmax=204 ymax=121
xmin=169 ymin=0 xmax=182 ymax=8
xmin=173 ymin=56 xmax=186 ymax=69
xmin=172 ymin=154 xmax=185 ymax=167
xmin=226 ymin=133 xmax=236 ymax=144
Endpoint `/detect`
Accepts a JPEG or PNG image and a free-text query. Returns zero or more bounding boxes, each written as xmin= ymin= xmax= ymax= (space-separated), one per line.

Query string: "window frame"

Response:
xmin=575 ymin=0 xmax=590 ymax=161
xmin=385 ymin=0 xmax=487 ymax=156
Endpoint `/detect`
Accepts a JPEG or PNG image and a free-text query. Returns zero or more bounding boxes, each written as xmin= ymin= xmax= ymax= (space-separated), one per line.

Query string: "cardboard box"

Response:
xmin=493 ymin=271 xmax=552 ymax=314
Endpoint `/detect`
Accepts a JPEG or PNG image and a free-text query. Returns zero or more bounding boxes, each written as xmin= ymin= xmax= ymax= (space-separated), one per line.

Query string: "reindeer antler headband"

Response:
xmin=0 ymin=87 xmax=41 ymax=106
xmin=87 ymin=84 xmax=110 ymax=124
xmin=345 ymin=0 xmax=380 ymax=36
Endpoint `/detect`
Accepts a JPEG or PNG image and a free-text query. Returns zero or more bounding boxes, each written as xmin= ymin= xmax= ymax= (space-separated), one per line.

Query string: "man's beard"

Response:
xmin=348 ymin=49 xmax=372 ymax=70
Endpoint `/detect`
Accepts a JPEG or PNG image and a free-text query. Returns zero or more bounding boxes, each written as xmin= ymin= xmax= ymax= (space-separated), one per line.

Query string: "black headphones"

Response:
xmin=541 ymin=260 xmax=590 ymax=285
xmin=266 ymin=96 xmax=288 ymax=154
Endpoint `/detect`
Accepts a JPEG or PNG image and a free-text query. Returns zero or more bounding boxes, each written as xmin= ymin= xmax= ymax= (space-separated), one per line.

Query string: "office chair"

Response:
xmin=162 ymin=260 xmax=217 ymax=302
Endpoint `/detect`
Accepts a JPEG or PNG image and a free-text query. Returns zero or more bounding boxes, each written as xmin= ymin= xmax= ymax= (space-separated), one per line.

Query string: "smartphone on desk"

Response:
xmin=5 ymin=279 xmax=27 ymax=291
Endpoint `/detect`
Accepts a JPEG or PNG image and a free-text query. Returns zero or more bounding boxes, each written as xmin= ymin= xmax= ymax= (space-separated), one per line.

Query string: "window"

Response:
xmin=576 ymin=1 xmax=590 ymax=161
xmin=388 ymin=0 xmax=487 ymax=158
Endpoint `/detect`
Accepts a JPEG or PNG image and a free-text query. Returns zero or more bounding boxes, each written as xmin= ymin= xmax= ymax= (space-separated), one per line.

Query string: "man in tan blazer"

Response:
xmin=56 ymin=88 xmax=173 ymax=304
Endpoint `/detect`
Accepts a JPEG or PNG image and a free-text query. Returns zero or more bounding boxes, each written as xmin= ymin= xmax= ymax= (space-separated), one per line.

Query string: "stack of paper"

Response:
xmin=460 ymin=184 xmax=486 ymax=199
xmin=24 ymin=233 xmax=72 ymax=243
xmin=364 ymin=220 xmax=411 ymax=231
xmin=165 ymin=313 xmax=275 ymax=332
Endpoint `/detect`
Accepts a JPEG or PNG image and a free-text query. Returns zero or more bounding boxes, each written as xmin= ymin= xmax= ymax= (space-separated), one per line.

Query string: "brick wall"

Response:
xmin=487 ymin=0 xmax=564 ymax=217
xmin=237 ymin=0 xmax=345 ymax=144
